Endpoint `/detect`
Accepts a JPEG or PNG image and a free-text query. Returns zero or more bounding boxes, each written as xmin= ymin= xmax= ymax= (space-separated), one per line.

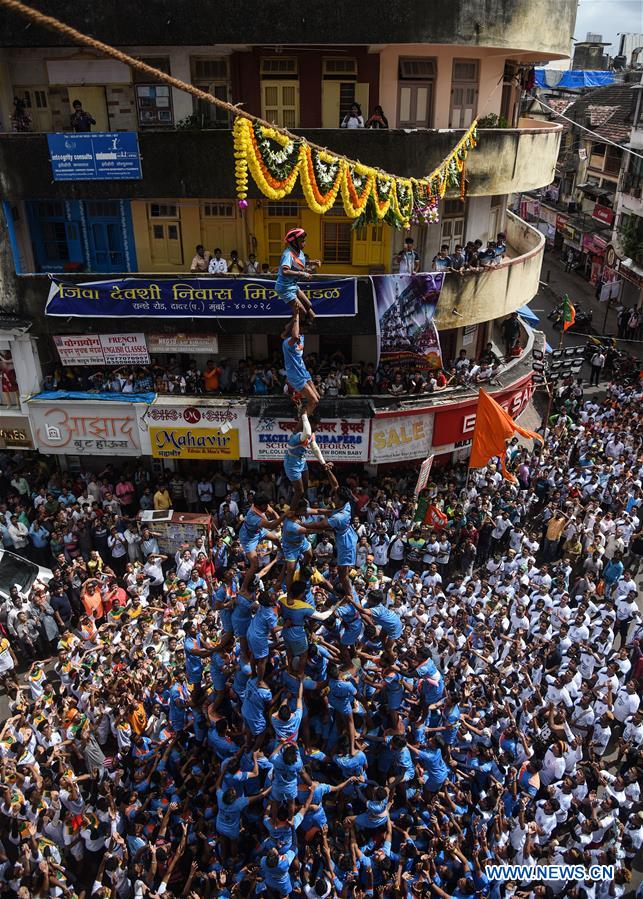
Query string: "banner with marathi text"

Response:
xmin=45 ymin=276 xmax=357 ymax=319
xmin=371 ymin=273 xmax=443 ymax=370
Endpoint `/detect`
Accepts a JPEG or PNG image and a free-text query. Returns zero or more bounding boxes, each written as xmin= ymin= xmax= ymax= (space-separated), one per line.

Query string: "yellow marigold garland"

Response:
xmin=232 ymin=116 xmax=478 ymax=226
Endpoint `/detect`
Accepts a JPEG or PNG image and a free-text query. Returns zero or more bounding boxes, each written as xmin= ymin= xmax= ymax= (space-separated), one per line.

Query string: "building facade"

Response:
xmin=0 ymin=0 xmax=577 ymax=470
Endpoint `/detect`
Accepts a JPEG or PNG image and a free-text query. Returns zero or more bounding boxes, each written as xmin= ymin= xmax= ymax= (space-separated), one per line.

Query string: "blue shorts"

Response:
xmin=219 ymin=608 xmax=233 ymax=633
xmin=248 ymin=632 xmax=270 ymax=660
xmin=284 ymin=458 xmax=307 ymax=483
xmin=286 ymin=370 xmax=311 ymax=391
xmin=239 ymin=530 xmax=265 ymax=554
xmin=282 ymin=537 xmax=311 ymax=563
xmin=283 ymin=630 xmax=308 ymax=656
xmin=231 ymin=614 xmax=252 ymax=638
xmin=355 ymin=812 xmax=388 ymax=830
xmin=276 ymin=281 xmax=300 ymax=304
xmin=336 ymin=543 xmax=357 ymax=568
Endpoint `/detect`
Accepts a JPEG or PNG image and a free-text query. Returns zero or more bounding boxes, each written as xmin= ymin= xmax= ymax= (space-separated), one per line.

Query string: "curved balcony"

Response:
xmin=0 ymin=0 xmax=577 ymax=57
xmin=435 ymin=211 xmax=544 ymax=330
xmin=0 ymin=120 xmax=562 ymax=201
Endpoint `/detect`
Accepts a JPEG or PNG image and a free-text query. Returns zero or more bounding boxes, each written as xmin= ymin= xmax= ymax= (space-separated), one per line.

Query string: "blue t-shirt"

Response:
xmin=241 ymin=677 xmax=272 ymax=734
xmin=275 ymin=247 xmax=305 ymax=294
xmin=282 ymin=335 xmax=310 ymax=387
xmin=216 ymin=789 xmax=249 ymax=837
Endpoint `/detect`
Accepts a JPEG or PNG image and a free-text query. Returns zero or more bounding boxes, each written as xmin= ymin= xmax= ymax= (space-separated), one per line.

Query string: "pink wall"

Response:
xmin=377 ymin=44 xmax=505 ymax=129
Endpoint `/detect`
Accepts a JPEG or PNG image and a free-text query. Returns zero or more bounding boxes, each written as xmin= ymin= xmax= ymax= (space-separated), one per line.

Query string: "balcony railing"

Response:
xmin=0 ymin=120 xmax=563 ymax=201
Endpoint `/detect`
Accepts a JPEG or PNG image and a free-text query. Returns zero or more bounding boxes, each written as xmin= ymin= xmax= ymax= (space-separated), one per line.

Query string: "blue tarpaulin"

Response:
xmin=517 ymin=304 xmax=540 ymax=325
xmin=535 ymin=69 xmax=615 ymax=90
xmin=29 ymin=390 xmax=156 ymax=404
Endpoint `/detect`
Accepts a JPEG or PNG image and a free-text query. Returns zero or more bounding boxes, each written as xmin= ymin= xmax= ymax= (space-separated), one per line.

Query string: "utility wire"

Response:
xmin=534 ymin=96 xmax=643 ymax=161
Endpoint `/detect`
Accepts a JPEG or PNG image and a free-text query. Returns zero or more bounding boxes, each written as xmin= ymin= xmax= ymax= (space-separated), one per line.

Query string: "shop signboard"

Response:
xmin=149 ymin=426 xmax=239 ymax=460
xmin=0 ymin=415 xmax=34 ymax=449
xmin=54 ymin=333 xmax=149 ymax=365
xmin=370 ymin=411 xmax=434 ymax=464
xmin=47 ymin=132 xmax=142 ymax=180
xmin=432 ymin=376 xmax=535 ymax=450
xmin=29 ymin=401 xmax=140 ymax=455
xmin=146 ymin=333 xmax=219 ymax=355
xmin=592 ymin=203 xmax=615 ymax=225
xmin=250 ymin=417 xmax=370 ymax=462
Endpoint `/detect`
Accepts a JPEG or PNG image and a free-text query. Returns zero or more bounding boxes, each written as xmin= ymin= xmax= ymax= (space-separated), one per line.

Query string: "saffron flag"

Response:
xmin=561 ymin=293 xmax=576 ymax=331
xmin=424 ymin=504 xmax=448 ymax=529
xmin=468 ymin=389 xmax=544 ymax=483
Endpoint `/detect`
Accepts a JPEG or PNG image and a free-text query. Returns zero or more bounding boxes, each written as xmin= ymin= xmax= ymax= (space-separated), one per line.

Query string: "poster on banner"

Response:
xmin=414 ymin=455 xmax=435 ymax=495
xmin=147 ymin=333 xmax=219 ymax=355
xmin=250 ymin=417 xmax=370 ymax=462
xmin=371 ymin=273 xmax=443 ymax=369
xmin=45 ymin=277 xmax=357 ymax=319
xmin=371 ymin=412 xmax=434 ymax=464
xmin=54 ymin=333 xmax=149 ymax=365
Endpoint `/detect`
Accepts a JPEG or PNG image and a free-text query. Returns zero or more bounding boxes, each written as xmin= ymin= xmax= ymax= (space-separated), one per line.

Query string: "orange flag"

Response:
xmin=468 ymin=389 xmax=543 ymax=483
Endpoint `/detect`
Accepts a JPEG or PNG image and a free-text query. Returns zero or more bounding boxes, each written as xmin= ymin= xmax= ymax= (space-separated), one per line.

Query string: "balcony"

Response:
xmin=436 ymin=211 xmax=544 ymax=329
xmin=0 ymin=120 xmax=563 ymax=202
xmin=11 ymin=211 xmax=543 ymax=335
xmin=0 ymin=0 xmax=577 ymax=57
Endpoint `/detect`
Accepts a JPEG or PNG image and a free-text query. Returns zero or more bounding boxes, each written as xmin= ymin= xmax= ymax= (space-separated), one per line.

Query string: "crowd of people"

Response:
xmin=0 ymin=372 xmax=638 ymax=897
xmin=43 ymin=327 xmax=518 ymax=402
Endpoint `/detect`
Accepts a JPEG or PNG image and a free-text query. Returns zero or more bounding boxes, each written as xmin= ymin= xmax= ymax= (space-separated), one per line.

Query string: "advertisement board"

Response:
xmin=47 ymin=132 xmax=142 ymax=180
xmin=370 ymin=411 xmax=434 ymax=464
xmin=250 ymin=417 xmax=370 ymax=462
xmin=432 ymin=376 xmax=535 ymax=450
xmin=29 ymin=401 xmax=140 ymax=455
xmin=54 ymin=333 xmax=149 ymax=366
xmin=149 ymin=426 xmax=240 ymax=460
xmin=146 ymin=333 xmax=219 ymax=355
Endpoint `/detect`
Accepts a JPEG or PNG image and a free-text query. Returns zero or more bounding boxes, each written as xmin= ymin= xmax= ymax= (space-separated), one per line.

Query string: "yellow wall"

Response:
xmin=131 ymin=200 xmax=248 ymax=272
xmin=252 ymin=203 xmax=393 ymax=275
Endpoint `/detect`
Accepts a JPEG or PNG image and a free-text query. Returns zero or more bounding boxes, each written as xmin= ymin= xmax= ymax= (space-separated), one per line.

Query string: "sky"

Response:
xmin=575 ymin=0 xmax=643 ymax=56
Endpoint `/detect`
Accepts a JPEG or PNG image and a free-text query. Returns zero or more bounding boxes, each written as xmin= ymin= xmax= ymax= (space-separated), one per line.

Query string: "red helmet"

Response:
xmin=285 ymin=227 xmax=306 ymax=245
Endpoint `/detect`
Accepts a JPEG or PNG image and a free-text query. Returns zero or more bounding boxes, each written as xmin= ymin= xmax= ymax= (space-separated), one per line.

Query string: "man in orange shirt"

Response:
xmin=80 ymin=578 xmax=104 ymax=620
xmin=203 ymin=360 xmax=222 ymax=394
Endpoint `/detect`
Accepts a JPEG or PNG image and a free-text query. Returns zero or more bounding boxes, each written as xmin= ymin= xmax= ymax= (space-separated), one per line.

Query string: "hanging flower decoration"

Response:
xmin=232 ymin=117 xmax=478 ymax=228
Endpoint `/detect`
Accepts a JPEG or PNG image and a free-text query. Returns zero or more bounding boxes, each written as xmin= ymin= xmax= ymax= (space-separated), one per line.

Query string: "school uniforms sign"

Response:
xmin=371 ymin=273 xmax=443 ymax=369
xmin=45 ymin=277 xmax=357 ymax=318
xmin=250 ymin=417 xmax=370 ymax=462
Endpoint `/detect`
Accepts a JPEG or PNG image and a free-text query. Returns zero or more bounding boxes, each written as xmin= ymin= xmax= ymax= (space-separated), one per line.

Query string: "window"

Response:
xmin=42 ymin=222 xmax=72 ymax=262
xmin=322 ymin=58 xmax=357 ymax=79
xmin=399 ymin=58 xmax=436 ymax=79
xmin=37 ymin=201 xmax=64 ymax=218
xmin=202 ymin=203 xmax=235 ymax=217
xmin=190 ymin=57 xmax=230 ymax=127
xmin=260 ymin=58 xmax=298 ymax=78
xmin=22 ymin=89 xmax=47 ymax=109
xmin=450 ymin=59 xmax=478 ymax=128
xmin=262 ymin=82 xmax=299 ymax=128
xmin=134 ymin=60 xmax=173 ymax=127
xmin=323 ymin=220 xmax=352 ymax=263
xmin=397 ymin=58 xmax=435 ymax=128
xmin=267 ymin=201 xmax=300 ymax=217
xmin=149 ymin=203 xmax=178 ymax=218
xmin=85 ymin=201 xmax=120 ymax=218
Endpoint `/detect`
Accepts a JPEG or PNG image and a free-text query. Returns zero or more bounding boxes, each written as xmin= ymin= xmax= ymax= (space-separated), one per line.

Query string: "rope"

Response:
xmin=0 ymin=0 xmax=488 ymax=183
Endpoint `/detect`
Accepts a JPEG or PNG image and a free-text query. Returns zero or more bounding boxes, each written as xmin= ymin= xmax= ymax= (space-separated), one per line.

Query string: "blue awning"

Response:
xmin=517 ymin=304 xmax=540 ymax=325
xmin=535 ymin=69 xmax=615 ymax=90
